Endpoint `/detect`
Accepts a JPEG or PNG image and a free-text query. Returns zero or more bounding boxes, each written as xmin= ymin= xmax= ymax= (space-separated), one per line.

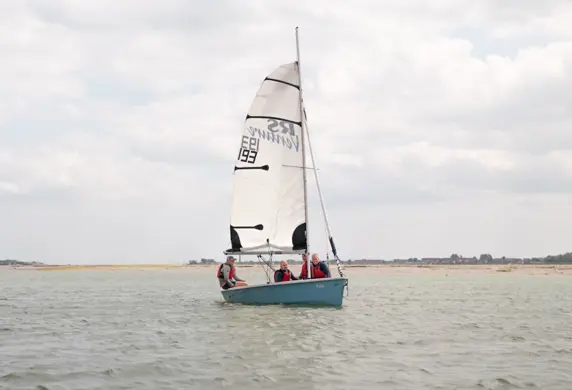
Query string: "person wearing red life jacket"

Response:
xmin=299 ymin=253 xmax=309 ymax=280
xmin=217 ymin=256 xmax=247 ymax=290
xmin=310 ymin=253 xmax=331 ymax=279
xmin=274 ymin=260 xmax=299 ymax=282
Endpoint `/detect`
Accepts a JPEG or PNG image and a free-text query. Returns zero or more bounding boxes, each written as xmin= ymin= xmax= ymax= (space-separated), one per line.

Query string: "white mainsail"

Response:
xmin=225 ymin=62 xmax=307 ymax=255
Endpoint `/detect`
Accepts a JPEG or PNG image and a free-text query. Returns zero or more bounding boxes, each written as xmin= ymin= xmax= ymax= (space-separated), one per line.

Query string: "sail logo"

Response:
xmin=246 ymin=119 xmax=300 ymax=152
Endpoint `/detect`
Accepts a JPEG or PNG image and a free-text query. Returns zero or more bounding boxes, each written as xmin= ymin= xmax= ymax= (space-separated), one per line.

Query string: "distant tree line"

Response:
xmin=187 ymin=258 xmax=217 ymax=265
xmin=0 ymin=259 xmax=44 ymax=266
xmin=184 ymin=251 xmax=572 ymax=265
xmin=4 ymin=252 xmax=572 ymax=266
xmin=544 ymin=252 xmax=572 ymax=264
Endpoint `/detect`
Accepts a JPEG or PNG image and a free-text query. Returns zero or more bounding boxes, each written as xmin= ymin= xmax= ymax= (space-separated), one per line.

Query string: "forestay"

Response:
xmin=226 ymin=62 xmax=307 ymax=255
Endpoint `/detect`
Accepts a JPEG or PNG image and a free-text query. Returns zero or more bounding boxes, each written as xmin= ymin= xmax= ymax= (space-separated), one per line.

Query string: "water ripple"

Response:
xmin=1 ymin=269 xmax=572 ymax=389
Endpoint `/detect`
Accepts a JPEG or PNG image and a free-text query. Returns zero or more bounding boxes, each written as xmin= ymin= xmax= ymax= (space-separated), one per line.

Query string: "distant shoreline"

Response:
xmin=1 ymin=263 xmax=572 ymax=275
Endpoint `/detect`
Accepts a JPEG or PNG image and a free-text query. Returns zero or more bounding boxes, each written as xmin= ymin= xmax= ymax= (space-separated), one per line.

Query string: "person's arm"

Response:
xmin=290 ymin=272 xmax=298 ymax=280
xmin=321 ymin=262 xmax=331 ymax=277
xmin=233 ymin=271 xmax=245 ymax=282
xmin=274 ymin=270 xmax=282 ymax=282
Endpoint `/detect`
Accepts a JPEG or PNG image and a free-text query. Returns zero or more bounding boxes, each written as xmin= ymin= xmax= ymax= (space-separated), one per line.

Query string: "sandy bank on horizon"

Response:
xmin=2 ymin=263 xmax=571 ymax=275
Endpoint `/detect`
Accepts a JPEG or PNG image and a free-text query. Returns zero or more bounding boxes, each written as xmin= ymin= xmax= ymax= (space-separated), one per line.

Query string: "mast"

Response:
xmin=295 ymin=27 xmax=311 ymax=279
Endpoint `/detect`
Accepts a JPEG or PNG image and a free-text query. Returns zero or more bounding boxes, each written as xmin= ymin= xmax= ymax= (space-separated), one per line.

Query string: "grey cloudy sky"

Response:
xmin=1 ymin=0 xmax=571 ymax=264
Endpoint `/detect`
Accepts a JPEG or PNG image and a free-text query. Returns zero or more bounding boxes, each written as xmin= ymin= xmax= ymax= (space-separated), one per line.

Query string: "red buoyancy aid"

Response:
xmin=274 ymin=269 xmax=292 ymax=282
xmin=217 ymin=263 xmax=235 ymax=280
xmin=310 ymin=263 xmax=327 ymax=278
xmin=300 ymin=263 xmax=308 ymax=279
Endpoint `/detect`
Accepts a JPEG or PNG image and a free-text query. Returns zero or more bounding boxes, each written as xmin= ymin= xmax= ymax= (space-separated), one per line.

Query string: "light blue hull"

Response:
xmin=220 ymin=277 xmax=348 ymax=307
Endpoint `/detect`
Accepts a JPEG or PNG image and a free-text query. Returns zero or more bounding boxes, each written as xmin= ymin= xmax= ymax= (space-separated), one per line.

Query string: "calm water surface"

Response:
xmin=1 ymin=267 xmax=571 ymax=390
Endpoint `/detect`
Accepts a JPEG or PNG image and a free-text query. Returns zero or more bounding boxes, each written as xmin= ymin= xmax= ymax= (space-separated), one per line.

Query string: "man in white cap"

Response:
xmin=217 ymin=255 xmax=247 ymax=289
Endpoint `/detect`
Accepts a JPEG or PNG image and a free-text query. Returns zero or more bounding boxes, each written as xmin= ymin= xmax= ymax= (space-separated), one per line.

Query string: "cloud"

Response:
xmin=1 ymin=0 xmax=572 ymax=264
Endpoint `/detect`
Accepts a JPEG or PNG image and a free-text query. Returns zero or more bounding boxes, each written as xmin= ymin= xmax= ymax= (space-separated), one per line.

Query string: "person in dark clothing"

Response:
xmin=274 ymin=260 xmax=298 ymax=282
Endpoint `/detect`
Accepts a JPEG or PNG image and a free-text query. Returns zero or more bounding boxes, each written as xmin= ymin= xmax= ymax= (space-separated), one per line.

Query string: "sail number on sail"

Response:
xmin=237 ymin=135 xmax=260 ymax=164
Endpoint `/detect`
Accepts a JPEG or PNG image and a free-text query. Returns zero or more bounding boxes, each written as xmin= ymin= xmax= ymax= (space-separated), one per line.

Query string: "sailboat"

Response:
xmin=221 ymin=27 xmax=348 ymax=307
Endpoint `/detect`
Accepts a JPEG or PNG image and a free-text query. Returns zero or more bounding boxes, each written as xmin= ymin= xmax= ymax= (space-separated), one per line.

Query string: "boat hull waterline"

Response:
xmin=220 ymin=277 xmax=348 ymax=306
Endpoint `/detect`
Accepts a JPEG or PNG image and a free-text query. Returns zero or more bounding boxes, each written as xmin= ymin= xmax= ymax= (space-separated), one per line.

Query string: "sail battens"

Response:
xmin=232 ymin=224 xmax=264 ymax=230
xmin=234 ymin=165 xmax=270 ymax=171
xmin=245 ymin=115 xmax=302 ymax=127
xmin=264 ymin=77 xmax=300 ymax=90
xmin=228 ymin=62 xmax=307 ymax=254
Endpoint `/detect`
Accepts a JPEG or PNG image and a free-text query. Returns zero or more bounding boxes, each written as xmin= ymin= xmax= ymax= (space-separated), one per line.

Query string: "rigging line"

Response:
xmin=324 ymin=221 xmax=330 ymax=258
xmin=302 ymin=110 xmax=345 ymax=278
xmin=257 ymin=254 xmax=276 ymax=283
xmin=257 ymin=256 xmax=271 ymax=283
